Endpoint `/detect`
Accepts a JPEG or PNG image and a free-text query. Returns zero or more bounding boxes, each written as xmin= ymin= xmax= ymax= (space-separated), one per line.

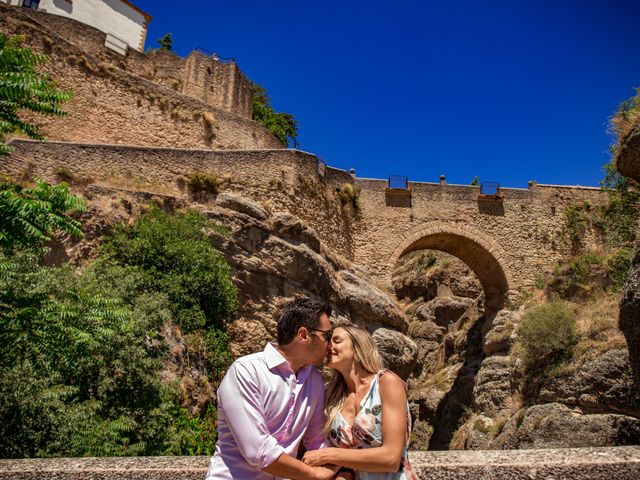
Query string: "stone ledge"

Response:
xmin=1 ymin=447 xmax=638 ymax=479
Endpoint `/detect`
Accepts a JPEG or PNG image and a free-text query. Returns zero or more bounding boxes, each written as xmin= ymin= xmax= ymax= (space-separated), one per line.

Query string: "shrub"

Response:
xmin=607 ymin=247 xmax=633 ymax=290
xmin=416 ymin=251 xmax=438 ymax=273
xmin=338 ymin=183 xmax=361 ymax=212
xmin=53 ymin=166 xmax=75 ymax=183
xmin=517 ymin=302 xmax=577 ymax=375
xmin=100 ymin=207 xmax=237 ymax=332
xmin=187 ymin=172 xmax=221 ymax=197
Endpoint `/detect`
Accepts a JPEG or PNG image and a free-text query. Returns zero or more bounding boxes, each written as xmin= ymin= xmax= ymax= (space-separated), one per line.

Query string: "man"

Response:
xmin=206 ymin=297 xmax=336 ymax=480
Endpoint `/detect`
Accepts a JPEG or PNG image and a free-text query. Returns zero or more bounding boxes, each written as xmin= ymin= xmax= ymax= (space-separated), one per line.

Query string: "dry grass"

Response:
xmin=573 ymin=293 xmax=627 ymax=362
xmin=98 ymin=175 xmax=177 ymax=196
xmin=611 ymin=88 xmax=640 ymax=145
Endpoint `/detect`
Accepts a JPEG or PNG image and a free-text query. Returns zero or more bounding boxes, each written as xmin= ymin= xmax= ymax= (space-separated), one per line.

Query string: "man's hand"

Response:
xmin=335 ymin=471 xmax=354 ymax=480
xmin=262 ymin=453 xmax=337 ymax=480
xmin=310 ymin=465 xmax=337 ymax=480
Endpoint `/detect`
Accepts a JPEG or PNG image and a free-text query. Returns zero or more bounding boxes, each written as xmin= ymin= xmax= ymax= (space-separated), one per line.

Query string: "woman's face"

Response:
xmin=326 ymin=327 xmax=355 ymax=370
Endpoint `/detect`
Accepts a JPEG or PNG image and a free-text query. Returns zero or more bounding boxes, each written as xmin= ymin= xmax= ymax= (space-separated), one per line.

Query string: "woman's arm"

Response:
xmin=303 ymin=373 xmax=408 ymax=473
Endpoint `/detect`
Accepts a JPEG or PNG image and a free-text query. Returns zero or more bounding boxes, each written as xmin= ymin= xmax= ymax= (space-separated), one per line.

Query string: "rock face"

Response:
xmin=472 ymin=355 xmax=513 ymax=417
xmin=490 ymin=403 xmax=640 ymax=449
xmin=201 ymin=196 xmax=410 ymax=371
xmin=481 ymin=309 xmax=519 ymax=356
xmin=615 ymin=117 xmax=640 ymax=389
xmin=538 ymin=349 xmax=640 ymax=418
xmin=393 ymin=250 xmax=483 ymax=301
xmin=617 ymin=124 xmax=640 ymax=181
xmin=619 ymin=250 xmax=640 ymax=388
xmin=372 ymin=328 xmax=418 ymax=380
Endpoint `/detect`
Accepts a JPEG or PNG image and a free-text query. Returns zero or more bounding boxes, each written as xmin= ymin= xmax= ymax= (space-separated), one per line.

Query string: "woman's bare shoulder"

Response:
xmin=378 ymin=370 xmax=406 ymax=390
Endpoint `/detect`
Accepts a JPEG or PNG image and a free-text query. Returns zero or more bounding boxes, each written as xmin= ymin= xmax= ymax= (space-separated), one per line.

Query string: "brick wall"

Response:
xmin=2 ymin=140 xmax=608 ymax=306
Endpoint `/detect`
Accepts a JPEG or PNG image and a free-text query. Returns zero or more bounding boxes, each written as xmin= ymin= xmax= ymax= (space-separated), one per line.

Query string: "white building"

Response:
xmin=2 ymin=0 xmax=151 ymax=52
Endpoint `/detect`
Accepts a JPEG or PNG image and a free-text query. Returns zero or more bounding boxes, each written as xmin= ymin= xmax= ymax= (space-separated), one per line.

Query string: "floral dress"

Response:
xmin=327 ymin=370 xmax=418 ymax=480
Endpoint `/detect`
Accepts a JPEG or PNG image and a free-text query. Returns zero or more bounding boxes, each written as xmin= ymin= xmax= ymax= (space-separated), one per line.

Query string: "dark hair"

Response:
xmin=277 ymin=297 xmax=332 ymax=345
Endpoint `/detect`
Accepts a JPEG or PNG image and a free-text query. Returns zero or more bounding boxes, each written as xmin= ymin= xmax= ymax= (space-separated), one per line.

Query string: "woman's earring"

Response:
xmin=354 ymin=354 xmax=360 ymax=364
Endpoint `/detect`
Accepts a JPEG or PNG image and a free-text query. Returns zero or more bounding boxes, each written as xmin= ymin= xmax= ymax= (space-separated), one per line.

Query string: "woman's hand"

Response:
xmin=302 ymin=448 xmax=336 ymax=467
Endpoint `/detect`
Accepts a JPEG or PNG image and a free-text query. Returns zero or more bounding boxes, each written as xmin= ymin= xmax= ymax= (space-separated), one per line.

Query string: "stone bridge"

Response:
xmin=352 ymin=177 xmax=604 ymax=311
xmin=3 ymin=140 xmax=605 ymax=311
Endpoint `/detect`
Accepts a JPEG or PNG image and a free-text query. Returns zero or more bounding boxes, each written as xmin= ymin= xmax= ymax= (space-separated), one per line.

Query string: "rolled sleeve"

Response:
xmin=218 ymin=361 xmax=285 ymax=469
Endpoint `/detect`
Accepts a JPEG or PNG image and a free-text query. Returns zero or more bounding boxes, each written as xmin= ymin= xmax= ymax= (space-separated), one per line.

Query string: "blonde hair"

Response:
xmin=323 ymin=322 xmax=385 ymax=437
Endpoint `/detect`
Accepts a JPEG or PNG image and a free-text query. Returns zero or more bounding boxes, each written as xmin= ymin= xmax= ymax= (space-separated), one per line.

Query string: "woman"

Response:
xmin=302 ymin=323 xmax=417 ymax=480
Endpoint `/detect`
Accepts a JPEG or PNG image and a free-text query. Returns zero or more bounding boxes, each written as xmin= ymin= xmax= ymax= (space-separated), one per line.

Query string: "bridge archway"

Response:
xmin=388 ymin=223 xmax=514 ymax=312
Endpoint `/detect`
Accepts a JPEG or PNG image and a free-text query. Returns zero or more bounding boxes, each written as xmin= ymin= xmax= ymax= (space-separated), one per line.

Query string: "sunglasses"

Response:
xmin=309 ymin=327 xmax=332 ymax=342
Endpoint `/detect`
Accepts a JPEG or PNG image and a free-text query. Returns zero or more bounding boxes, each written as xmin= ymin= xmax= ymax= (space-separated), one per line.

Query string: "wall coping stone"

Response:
xmin=8 ymin=140 xmax=604 ymax=192
xmin=0 ymin=447 xmax=638 ymax=479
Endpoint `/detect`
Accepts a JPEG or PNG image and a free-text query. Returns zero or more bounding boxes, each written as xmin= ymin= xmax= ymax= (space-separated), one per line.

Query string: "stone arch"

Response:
xmin=388 ymin=222 xmax=515 ymax=312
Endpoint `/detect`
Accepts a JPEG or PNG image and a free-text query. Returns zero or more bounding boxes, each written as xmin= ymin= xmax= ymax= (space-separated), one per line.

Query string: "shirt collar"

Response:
xmin=263 ymin=342 xmax=313 ymax=379
xmin=264 ymin=342 xmax=289 ymax=370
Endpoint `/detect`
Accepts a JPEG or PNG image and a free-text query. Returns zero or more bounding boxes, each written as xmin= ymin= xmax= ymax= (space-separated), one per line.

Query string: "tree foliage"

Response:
xmin=251 ymin=82 xmax=298 ymax=147
xmin=0 ymin=178 xmax=86 ymax=252
xmin=0 ymin=34 xmax=71 ymax=155
xmin=0 ymin=208 xmax=238 ymax=457
xmin=157 ymin=33 xmax=173 ymax=52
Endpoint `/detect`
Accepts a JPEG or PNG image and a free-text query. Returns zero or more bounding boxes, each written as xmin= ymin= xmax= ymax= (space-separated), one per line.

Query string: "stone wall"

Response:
xmin=1 ymin=447 xmax=638 ymax=479
xmin=352 ymin=179 xmax=606 ymax=307
xmin=4 ymin=4 xmax=255 ymax=120
xmin=4 ymin=140 xmax=356 ymax=259
xmin=2 ymin=140 xmax=608 ymax=304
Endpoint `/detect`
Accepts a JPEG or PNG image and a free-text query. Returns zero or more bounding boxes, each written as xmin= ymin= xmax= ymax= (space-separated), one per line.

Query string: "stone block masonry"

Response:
xmin=5 ymin=140 xmax=357 ymax=260
xmin=3 ymin=140 xmax=606 ymax=309
xmin=0 ymin=447 xmax=638 ymax=479
xmin=0 ymin=4 xmax=276 ymax=150
xmin=353 ymin=178 xmax=605 ymax=310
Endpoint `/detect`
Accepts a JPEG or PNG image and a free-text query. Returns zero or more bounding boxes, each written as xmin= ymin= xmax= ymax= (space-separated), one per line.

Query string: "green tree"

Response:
xmin=251 ymin=82 xmax=298 ymax=147
xmin=0 ymin=208 xmax=239 ymax=457
xmin=597 ymin=159 xmax=640 ymax=247
xmin=0 ymin=179 xmax=86 ymax=252
xmin=0 ymin=34 xmax=71 ymax=155
xmin=158 ymin=33 xmax=173 ymax=51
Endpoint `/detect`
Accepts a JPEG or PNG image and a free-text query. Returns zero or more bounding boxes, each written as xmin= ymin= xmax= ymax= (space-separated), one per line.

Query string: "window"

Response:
xmin=21 ymin=0 xmax=40 ymax=9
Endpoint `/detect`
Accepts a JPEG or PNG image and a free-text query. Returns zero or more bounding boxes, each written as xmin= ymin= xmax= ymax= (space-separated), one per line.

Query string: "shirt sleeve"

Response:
xmin=302 ymin=370 xmax=326 ymax=451
xmin=217 ymin=361 xmax=285 ymax=469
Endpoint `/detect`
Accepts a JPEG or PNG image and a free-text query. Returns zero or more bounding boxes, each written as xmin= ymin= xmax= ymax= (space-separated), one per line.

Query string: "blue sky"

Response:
xmin=134 ymin=1 xmax=640 ymax=187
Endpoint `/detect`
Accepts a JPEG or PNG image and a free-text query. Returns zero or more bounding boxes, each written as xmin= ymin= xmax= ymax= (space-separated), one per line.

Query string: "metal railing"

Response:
xmin=194 ymin=47 xmax=235 ymax=64
xmin=388 ymin=175 xmax=408 ymax=189
xmin=480 ymin=181 xmax=500 ymax=196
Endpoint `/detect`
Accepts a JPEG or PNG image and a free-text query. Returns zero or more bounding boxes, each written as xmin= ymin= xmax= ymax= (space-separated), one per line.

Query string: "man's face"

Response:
xmin=307 ymin=313 xmax=332 ymax=367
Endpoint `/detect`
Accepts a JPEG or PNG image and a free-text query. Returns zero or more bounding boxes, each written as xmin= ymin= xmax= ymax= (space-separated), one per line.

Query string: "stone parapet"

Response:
xmin=1 ymin=447 xmax=639 ymax=479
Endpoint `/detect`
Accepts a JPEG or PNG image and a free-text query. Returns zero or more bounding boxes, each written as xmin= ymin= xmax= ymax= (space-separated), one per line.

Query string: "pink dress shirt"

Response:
xmin=206 ymin=343 xmax=326 ymax=480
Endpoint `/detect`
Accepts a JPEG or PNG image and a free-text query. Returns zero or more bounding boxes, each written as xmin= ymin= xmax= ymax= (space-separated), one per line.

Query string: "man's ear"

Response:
xmin=297 ymin=326 xmax=310 ymax=342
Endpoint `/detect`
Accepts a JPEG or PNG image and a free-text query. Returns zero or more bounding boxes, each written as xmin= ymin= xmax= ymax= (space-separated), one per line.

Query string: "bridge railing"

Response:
xmin=1 ymin=447 xmax=638 ymax=479
xmin=388 ymin=175 xmax=409 ymax=190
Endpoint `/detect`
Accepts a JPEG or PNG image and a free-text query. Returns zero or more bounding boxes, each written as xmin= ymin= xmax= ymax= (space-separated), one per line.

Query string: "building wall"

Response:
xmin=8 ymin=5 xmax=254 ymax=118
xmin=0 ymin=6 xmax=280 ymax=149
xmin=35 ymin=0 xmax=149 ymax=51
